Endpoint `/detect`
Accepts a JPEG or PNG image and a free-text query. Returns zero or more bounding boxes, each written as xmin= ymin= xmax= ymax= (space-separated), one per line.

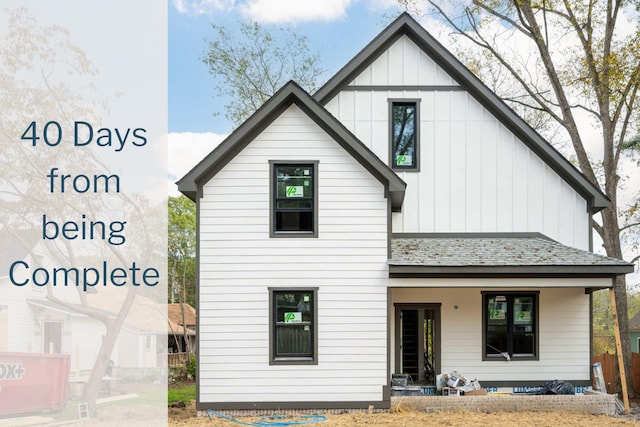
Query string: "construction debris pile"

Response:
xmin=438 ymin=371 xmax=485 ymax=396
xmin=390 ymin=371 xmax=488 ymax=396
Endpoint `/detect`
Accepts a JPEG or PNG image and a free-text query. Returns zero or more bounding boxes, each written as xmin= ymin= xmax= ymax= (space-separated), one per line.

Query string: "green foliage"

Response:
xmin=186 ymin=354 xmax=197 ymax=380
xmin=628 ymin=291 xmax=640 ymax=320
xmin=168 ymin=384 xmax=196 ymax=407
xmin=202 ymin=20 xmax=324 ymax=127
xmin=168 ymin=195 xmax=196 ymax=306
xmin=592 ymin=289 xmax=640 ymax=356
xmin=593 ymin=290 xmax=614 ymax=355
xmin=621 ymin=134 xmax=640 ymax=163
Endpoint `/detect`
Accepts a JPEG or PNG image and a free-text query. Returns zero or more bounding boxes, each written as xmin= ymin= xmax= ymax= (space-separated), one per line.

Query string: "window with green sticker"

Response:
xmin=482 ymin=292 xmax=538 ymax=361
xmin=270 ymin=288 xmax=317 ymax=364
xmin=390 ymin=100 xmax=419 ymax=170
xmin=271 ymin=162 xmax=317 ymax=237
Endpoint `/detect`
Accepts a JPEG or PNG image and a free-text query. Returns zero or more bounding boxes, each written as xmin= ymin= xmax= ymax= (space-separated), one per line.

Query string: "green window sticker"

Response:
xmin=284 ymin=312 xmax=302 ymax=323
xmin=396 ymin=154 xmax=412 ymax=166
xmin=285 ymin=186 xmax=303 ymax=197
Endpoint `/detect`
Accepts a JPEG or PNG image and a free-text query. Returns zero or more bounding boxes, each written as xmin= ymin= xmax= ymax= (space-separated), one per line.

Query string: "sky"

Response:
xmin=166 ymin=1 xmax=639 ymax=281
xmin=167 ymin=0 xmax=411 ymax=193
xmin=169 ymin=0 xmax=403 ymax=135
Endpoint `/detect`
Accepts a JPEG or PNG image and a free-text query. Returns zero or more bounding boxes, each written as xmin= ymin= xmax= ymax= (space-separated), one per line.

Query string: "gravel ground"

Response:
xmin=169 ymin=401 xmax=640 ymax=426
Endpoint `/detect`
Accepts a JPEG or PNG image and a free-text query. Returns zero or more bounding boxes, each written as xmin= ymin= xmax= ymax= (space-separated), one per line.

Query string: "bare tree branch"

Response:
xmin=620 ymin=221 xmax=640 ymax=233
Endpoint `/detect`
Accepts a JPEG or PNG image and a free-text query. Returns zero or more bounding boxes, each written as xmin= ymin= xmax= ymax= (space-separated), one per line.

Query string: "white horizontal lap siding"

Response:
xmin=390 ymin=286 xmax=591 ymax=382
xmin=325 ymin=37 xmax=590 ymax=249
xmin=2 ymin=291 xmax=38 ymax=353
xmin=198 ymin=104 xmax=389 ymax=404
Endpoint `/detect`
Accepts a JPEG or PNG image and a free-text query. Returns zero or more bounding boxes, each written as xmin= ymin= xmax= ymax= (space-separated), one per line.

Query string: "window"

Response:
xmin=270 ymin=162 xmax=318 ymax=237
xmin=483 ymin=292 xmax=538 ymax=360
xmin=43 ymin=321 xmax=63 ymax=354
xmin=390 ymin=100 xmax=419 ymax=170
xmin=270 ymin=288 xmax=317 ymax=364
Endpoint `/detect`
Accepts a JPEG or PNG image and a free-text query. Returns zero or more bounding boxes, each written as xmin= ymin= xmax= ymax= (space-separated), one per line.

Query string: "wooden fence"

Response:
xmin=593 ymin=352 xmax=640 ymax=393
xmin=163 ymin=352 xmax=190 ymax=367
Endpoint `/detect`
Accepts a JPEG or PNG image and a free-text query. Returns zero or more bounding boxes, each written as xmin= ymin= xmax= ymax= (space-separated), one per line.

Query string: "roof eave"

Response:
xmin=389 ymin=189 xmax=405 ymax=212
xmin=177 ymin=85 xmax=300 ymax=200
xmin=314 ymin=13 xmax=608 ymax=212
xmin=292 ymin=94 xmax=407 ymax=210
xmin=389 ymin=264 xmax=633 ymax=277
xmin=178 ymin=81 xmax=406 ymax=208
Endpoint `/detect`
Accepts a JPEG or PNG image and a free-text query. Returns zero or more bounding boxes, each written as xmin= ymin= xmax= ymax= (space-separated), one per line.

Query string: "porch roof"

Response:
xmin=389 ymin=233 xmax=633 ymax=277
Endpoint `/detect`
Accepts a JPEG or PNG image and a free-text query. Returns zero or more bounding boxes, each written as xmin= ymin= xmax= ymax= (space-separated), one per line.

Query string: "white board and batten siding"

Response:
xmin=198 ymin=104 xmax=390 ymax=403
xmin=390 ymin=281 xmax=609 ymax=382
xmin=324 ymin=35 xmax=589 ymax=250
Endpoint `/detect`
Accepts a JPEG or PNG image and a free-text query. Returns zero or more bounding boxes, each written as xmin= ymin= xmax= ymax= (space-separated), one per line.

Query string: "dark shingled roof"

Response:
xmin=390 ymin=233 xmax=633 ymax=277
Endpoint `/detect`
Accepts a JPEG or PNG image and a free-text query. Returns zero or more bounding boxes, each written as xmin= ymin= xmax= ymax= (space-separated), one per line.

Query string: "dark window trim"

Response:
xmin=388 ymin=99 xmax=420 ymax=172
xmin=481 ymin=291 xmax=539 ymax=362
xmin=269 ymin=287 xmax=318 ymax=365
xmin=269 ymin=161 xmax=319 ymax=238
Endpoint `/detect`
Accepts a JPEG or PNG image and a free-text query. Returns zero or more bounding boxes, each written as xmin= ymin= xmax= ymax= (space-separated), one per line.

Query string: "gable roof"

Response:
xmin=168 ymin=303 xmax=196 ymax=327
xmin=390 ymin=233 xmax=633 ymax=277
xmin=177 ymin=81 xmax=406 ymax=211
xmin=315 ymin=13 xmax=609 ymax=213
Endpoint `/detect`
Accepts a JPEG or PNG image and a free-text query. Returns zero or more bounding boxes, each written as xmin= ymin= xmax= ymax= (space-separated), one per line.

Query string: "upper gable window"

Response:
xmin=270 ymin=162 xmax=318 ymax=237
xmin=390 ymin=100 xmax=419 ymax=170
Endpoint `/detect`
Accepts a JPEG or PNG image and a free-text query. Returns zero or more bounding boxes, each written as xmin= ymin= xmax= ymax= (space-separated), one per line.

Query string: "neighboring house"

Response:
xmin=0 ymin=230 xmax=104 ymax=372
xmin=0 ymin=229 xmax=164 ymax=374
xmin=178 ymin=14 xmax=634 ymax=411
xmin=86 ymin=291 xmax=167 ymax=372
xmin=167 ymin=303 xmax=196 ymax=354
xmin=629 ymin=312 xmax=640 ymax=353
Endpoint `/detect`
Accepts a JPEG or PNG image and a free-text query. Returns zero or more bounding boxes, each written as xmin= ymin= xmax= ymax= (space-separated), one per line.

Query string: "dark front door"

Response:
xmin=395 ymin=304 xmax=440 ymax=385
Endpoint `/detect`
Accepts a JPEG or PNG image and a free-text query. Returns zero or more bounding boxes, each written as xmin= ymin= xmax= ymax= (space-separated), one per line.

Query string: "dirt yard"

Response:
xmin=169 ymin=401 xmax=640 ymax=426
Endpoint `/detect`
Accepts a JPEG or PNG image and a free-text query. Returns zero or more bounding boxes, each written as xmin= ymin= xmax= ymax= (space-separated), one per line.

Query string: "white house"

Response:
xmin=177 ymin=14 xmax=633 ymax=411
xmin=0 ymin=229 xmax=164 ymax=375
xmin=0 ymin=230 xmax=104 ymax=372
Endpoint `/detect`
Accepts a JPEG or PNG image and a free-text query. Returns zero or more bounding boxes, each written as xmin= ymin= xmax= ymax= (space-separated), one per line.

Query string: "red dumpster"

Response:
xmin=0 ymin=352 xmax=70 ymax=416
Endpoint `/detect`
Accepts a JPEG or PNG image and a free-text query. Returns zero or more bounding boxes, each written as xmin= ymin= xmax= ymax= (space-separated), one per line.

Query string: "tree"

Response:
xmin=0 ymin=9 xmax=164 ymax=417
xmin=202 ymin=20 xmax=324 ymax=127
xmin=168 ymin=195 xmax=196 ymax=354
xmin=168 ymin=195 xmax=196 ymax=306
xmin=593 ymin=289 xmax=640 ymax=355
xmin=398 ymin=1 xmax=640 ymax=393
